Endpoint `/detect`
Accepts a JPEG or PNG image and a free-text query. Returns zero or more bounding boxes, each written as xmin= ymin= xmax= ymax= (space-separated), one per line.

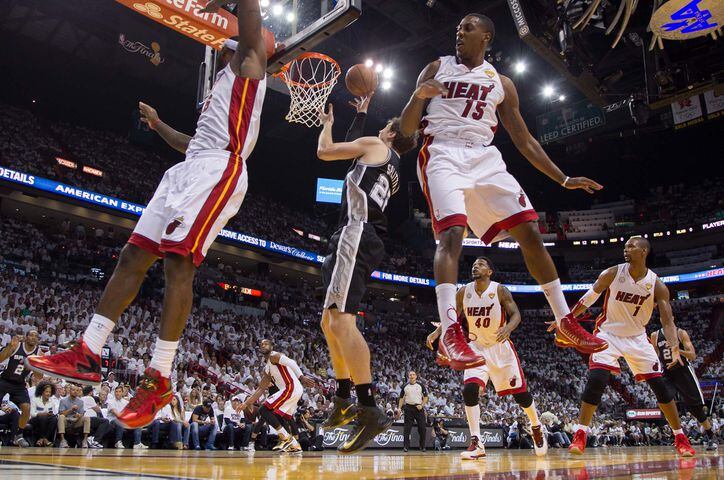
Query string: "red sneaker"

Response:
xmin=558 ymin=313 xmax=608 ymax=354
xmin=437 ymin=323 xmax=485 ymax=371
xmin=569 ymin=429 xmax=587 ymax=455
xmin=24 ymin=339 xmax=101 ymax=386
xmin=116 ymin=368 xmax=173 ymax=429
xmin=674 ymin=433 xmax=696 ymax=457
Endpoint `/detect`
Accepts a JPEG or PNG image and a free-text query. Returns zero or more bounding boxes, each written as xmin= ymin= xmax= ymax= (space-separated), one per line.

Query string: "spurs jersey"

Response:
xmin=596 ymin=263 xmax=658 ymax=337
xmin=654 ymin=328 xmax=690 ymax=370
xmin=187 ymin=64 xmax=267 ymax=158
xmin=463 ymin=281 xmax=504 ymax=348
xmin=264 ymin=353 xmax=303 ymax=393
xmin=337 ymin=150 xmax=400 ymax=234
xmin=0 ymin=343 xmax=38 ymax=384
xmin=422 ymin=56 xmax=505 ymax=146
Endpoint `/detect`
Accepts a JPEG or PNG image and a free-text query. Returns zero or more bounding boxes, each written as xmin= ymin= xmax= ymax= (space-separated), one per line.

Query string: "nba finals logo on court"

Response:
xmin=119 ymin=34 xmax=165 ymax=66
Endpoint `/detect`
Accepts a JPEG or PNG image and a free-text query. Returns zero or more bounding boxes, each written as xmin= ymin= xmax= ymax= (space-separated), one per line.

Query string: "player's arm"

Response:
xmin=678 ymin=328 xmax=697 ymax=361
xmin=139 ymin=102 xmax=191 ymax=154
xmin=420 ymin=383 xmax=429 ymax=408
xmin=654 ymin=279 xmax=684 ymax=368
xmin=0 ymin=335 xmax=21 ymax=363
xmin=496 ymin=285 xmax=521 ymax=343
xmin=497 ymin=75 xmax=602 ymax=194
xmin=399 ymin=60 xmax=445 ymax=137
xmin=649 ymin=331 xmax=660 ymax=353
xmin=345 ymin=94 xmax=373 ymax=142
xmin=202 ymin=0 xmax=266 ymax=79
xmin=317 ymin=104 xmax=388 ymax=163
xmin=239 ymin=373 xmax=272 ymax=410
xmin=571 ymin=267 xmax=618 ymax=317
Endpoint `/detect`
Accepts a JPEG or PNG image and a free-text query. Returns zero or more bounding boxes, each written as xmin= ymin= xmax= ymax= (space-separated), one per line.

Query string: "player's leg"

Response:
xmin=417 ymin=141 xmax=483 ymax=370
xmin=624 ymin=334 xmax=695 ymax=456
xmin=570 ymin=368 xmax=611 ymax=454
xmin=320 ymin=308 xmax=355 ymax=429
xmin=14 ymin=392 xmax=31 ymax=447
xmin=460 ymin=376 xmax=487 ymax=459
xmin=671 ymin=367 xmax=717 ymax=449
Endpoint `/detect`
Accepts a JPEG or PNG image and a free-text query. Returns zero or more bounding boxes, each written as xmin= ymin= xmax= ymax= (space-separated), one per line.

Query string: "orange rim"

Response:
xmin=274 ymin=52 xmax=341 ymax=89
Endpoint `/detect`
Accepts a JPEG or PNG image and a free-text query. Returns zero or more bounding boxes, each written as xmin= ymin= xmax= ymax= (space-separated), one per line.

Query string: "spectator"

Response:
xmin=29 ymin=382 xmax=58 ymax=446
xmin=107 ymin=385 xmax=145 ymax=449
xmin=57 ymin=384 xmax=94 ymax=448
xmin=190 ymin=400 xmax=217 ymax=450
xmin=222 ymin=395 xmax=251 ymax=450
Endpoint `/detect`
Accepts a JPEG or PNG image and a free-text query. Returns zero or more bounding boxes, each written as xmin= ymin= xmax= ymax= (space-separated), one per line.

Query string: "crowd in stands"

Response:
xmin=1 ymin=214 xmax=721 ymax=451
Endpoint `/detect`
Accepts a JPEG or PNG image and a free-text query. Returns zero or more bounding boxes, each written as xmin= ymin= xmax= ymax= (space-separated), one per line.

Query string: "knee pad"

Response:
xmin=512 ymin=391 xmax=533 ymax=409
xmin=463 ymin=383 xmax=480 ymax=407
xmin=581 ymin=369 xmax=611 ymax=406
xmin=647 ymin=376 xmax=675 ymax=404
xmin=688 ymin=404 xmax=708 ymax=423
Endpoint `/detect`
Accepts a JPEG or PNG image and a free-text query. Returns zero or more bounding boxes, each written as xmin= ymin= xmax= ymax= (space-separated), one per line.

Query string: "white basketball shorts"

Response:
xmin=417 ymin=136 xmax=538 ymax=244
xmin=463 ymin=340 xmax=527 ymax=396
xmin=264 ymin=385 xmax=303 ymax=419
xmin=589 ymin=330 xmax=663 ymax=381
xmin=129 ymin=149 xmax=248 ymax=266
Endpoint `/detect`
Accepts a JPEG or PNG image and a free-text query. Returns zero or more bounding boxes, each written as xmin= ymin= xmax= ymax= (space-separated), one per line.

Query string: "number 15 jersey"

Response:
xmin=463 ymin=281 xmax=504 ymax=348
xmin=422 ymin=56 xmax=505 ymax=146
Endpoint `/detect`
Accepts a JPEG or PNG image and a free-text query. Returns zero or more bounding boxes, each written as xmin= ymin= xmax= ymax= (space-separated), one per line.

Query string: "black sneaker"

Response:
xmin=706 ymin=440 xmax=718 ymax=451
xmin=337 ymin=406 xmax=392 ymax=454
xmin=322 ymin=396 xmax=358 ymax=429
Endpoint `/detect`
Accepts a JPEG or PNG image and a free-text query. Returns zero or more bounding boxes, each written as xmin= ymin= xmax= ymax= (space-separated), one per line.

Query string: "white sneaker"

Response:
xmin=115 ymin=441 xmax=125 ymax=449
xmin=460 ymin=436 xmax=486 ymax=460
xmin=247 ymin=444 xmax=255 ymax=453
xmin=227 ymin=446 xmax=235 ymax=451
xmin=59 ymin=439 xmax=69 ymax=448
xmin=531 ymin=425 xmax=548 ymax=457
xmin=133 ymin=443 xmax=148 ymax=449
xmin=88 ymin=438 xmax=103 ymax=449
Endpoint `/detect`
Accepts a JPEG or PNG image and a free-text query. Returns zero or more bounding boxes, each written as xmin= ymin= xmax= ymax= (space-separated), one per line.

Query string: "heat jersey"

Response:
xmin=463 ymin=281 xmax=504 ymax=348
xmin=264 ymin=353 xmax=303 ymax=393
xmin=654 ymin=328 xmax=690 ymax=370
xmin=0 ymin=342 xmax=38 ymax=384
xmin=187 ymin=64 xmax=267 ymax=158
xmin=336 ymin=150 xmax=400 ymax=234
xmin=422 ymin=55 xmax=505 ymax=146
xmin=596 ymin=263 xmax=658 ymax=337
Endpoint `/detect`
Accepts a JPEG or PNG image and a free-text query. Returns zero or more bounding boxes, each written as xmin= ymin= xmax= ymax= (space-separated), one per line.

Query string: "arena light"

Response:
xmin=364 ymin=59 xmax=374 ymax=68
xmin=513 ymin=61 xmax=526 ymax=74
xmin=271 ymin=4 xmax=283 ymax=16
xmin=375 ymin=63 xmax=384 ymax=73
xmin=558 ymin=95 xmax=566 ymax=102
xmin=382 ymin=68 xmax=394 ymax=79
xmin=260 ymin=0 xmax=270 ymax=6
xmin=542 ymin=85 xmax=555 ymax=98
xmin=381 ymin=80 xmax=392 ymax=90
xmin=285 ymin=11 xmax=296 ymax=22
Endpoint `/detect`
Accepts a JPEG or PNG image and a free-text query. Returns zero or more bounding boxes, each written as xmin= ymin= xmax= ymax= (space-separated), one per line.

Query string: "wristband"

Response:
xmin=561 ymin=176 xmax=570 ymax=187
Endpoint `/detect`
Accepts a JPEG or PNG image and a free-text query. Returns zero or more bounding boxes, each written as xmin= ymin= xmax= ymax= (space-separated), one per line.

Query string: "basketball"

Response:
xmin=345 ymin=64 xmax=377 ymax=97
xmin=262 ymin=28 xmax=276 ymax=59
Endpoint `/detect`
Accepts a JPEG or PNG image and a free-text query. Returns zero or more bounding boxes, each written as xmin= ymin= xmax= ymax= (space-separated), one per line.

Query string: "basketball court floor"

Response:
xmin=0 ymin=447 xmax=720 ymax=479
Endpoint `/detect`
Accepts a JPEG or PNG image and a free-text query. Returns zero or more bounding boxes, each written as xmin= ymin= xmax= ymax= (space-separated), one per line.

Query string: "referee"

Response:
xmin=397 ymin=371 xmax=428 ymax=452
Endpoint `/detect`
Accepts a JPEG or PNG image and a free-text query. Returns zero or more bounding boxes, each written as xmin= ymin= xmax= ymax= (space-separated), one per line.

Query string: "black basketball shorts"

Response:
xmin=0 ymin=378 xmax=30 ymax=406
xmin=666 ymin=365 xmax=705 ymax=408
xmin=322 ymin=222 xmax=385 ymax=314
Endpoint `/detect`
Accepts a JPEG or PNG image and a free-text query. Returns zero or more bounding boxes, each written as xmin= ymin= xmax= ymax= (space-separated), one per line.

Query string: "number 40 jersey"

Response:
xmin=463 ymin=281 xmax=505 ymax=348
xmin=337 ymin=149 xmax=400 ymax=234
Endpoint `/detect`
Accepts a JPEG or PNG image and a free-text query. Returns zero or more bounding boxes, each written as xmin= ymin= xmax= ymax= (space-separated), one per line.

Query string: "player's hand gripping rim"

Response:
xmin=319 ymin=103 xmax=334 ymax=126
xmin=349 ymin=92 xmax=374 ymax=114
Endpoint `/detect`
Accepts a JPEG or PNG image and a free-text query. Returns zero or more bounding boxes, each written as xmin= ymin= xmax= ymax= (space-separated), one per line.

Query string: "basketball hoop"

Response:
xmin=274 ymin=52 xmax=341 ymax=128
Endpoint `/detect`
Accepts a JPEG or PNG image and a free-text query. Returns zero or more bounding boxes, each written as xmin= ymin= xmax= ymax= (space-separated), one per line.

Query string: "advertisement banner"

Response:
xmin=626 ymin=409 xmax=663 ymax=420
xmin=315 ymin=178 xmax=344 ymax=204
xmin=536 ymin=101 xmax=606 ymax=144
xmin=317 ymin=424 xmax=504 ymax=449
xmin=671 ymin=95 xmax=703 ymax=126
xmin=704 ymin=89 xmax=724 ymax=115
xmin=2 ymin=165 xmax=723 ymax=291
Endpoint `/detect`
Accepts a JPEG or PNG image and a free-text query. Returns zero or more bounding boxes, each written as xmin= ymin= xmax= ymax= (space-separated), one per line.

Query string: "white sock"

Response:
xmin=575 ymin=424 xmax=589 ymax=433
xmin=673 ymin=428 xmax=683 ymax=435
xmin=148 ymin=339 xmax=179 ymax=378
xmin=541 ymin=279 xmax=570 ymax=325
xmin=82 ymin=314 xmax=115 ymax=355
xmin=277 ymin=427 xmax=289 ymax=438
xmin=465 ymin=405 xmax=481 ymax=438
xmin=523 ymin=401 xmax=540 ymax=427
xmin=435 ymin=283 xmax=458 ymax=331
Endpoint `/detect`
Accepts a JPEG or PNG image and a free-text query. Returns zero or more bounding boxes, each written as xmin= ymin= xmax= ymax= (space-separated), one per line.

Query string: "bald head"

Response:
xmin=630 ymin=236 xmax=650 ymax=253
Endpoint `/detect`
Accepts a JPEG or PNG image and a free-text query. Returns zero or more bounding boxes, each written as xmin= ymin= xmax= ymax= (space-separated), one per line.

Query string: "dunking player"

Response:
xmin=239 ymin=339 xmax=315 ymax=454
xmin=0 ymin=330 xmax=39 ymax=447
xmin=316 ymin=97 xmax=418 ymax=453
xmin=650 ymin=326 xmax=718 ymax=450
xmin=563 ymin=236 xmax=696 ymax=457
xmin=426 ymin=258 xmax=547 ymax=459
xmin=26 ymin=0 xmax=268 ymax=428
xmin=399 ymin=13 xmax=606 ymax=370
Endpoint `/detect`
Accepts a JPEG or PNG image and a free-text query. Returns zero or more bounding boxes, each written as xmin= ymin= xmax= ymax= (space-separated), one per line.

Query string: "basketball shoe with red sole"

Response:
xmin=674 ymin=433 xmax=696 ymax=457
xmin=569 ymin=429 xmax=587 ymax=455
xmin=24 ymin=339 xmax=102 ymax=386
xmin=116 ymin=367 xmax=173 ymax=429
xmin=436 ymin=322 xmax=485 ymax=371
xmin=556 ymin=313 xmax=608 ymax=354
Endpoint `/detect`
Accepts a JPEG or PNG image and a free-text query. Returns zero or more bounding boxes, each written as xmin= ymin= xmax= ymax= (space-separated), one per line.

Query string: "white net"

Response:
xmin=276 ymin=53 xmax=341 ymax=128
